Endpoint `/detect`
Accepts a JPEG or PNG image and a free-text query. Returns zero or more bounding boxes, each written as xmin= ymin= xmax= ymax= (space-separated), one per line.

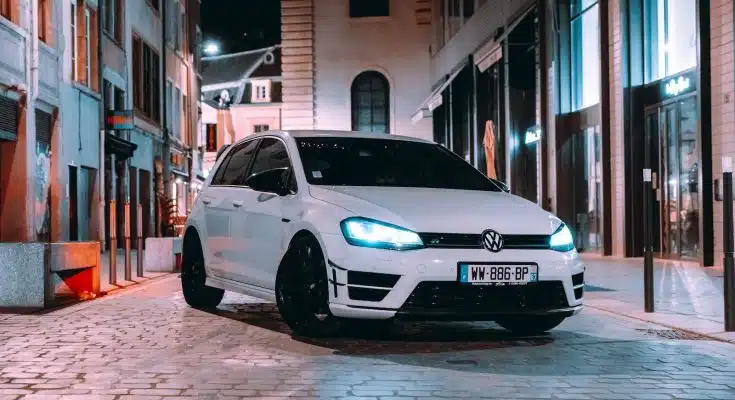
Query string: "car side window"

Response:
xmin=248 ymin=137 xmax=297 ymax=192
xmin=211 ymin=140 xmax=260 ymax=186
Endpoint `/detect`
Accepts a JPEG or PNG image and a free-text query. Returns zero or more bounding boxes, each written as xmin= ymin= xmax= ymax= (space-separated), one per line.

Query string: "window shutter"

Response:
xmin=0 ymin=96 xmax=19 ymax=140
xmin=35 ymin=109 xmax=53 ymax=146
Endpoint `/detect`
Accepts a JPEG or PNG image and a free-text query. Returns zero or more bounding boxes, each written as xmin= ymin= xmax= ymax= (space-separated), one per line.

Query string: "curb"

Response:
xmin=586 ymin=304 xmax=735 ymax=345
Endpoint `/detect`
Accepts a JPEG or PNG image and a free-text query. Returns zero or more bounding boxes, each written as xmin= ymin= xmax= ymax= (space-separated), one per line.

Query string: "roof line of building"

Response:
xmin=202 ymin=44 xmax=281 ymax=61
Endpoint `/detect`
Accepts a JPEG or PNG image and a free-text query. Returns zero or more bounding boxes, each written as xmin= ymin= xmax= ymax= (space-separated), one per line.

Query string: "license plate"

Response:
xmin=459 ymin=263 xmax=538 ymax=286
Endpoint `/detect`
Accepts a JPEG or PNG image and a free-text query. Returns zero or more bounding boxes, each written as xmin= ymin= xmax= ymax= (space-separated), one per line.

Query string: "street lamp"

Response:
xmin=203 ymin=41 xmax=220 ymax=56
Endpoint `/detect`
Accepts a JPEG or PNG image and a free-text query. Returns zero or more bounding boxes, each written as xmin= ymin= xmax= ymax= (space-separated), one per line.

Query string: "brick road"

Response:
xmin=1 ymin=275 xmax=734 ymax=400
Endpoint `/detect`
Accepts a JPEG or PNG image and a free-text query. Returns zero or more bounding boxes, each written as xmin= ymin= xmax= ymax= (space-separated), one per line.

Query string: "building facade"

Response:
xmin=0 ymin=0 xmax=201 ymax=248
xmin=415 ymin=0 xmax=728 ymax=267
xmin=280 ymin=0 xmax=434 ymax=140
xmin=200 ymin=45 xmax=283 ymax=177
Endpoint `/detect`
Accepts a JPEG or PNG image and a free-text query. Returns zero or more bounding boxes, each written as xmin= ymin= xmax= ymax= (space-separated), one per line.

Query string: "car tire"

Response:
xmin=494 ymin=315 xmax=566 ymax=335
xmin=181 ymin=238 xmax=224 ymax=309
xmin=276 ymin=235 xmax=339 ymax=338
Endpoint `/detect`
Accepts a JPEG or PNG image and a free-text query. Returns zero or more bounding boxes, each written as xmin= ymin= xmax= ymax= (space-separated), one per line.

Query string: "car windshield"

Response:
xmin=295 ymin=137 xmax=502 ymax=191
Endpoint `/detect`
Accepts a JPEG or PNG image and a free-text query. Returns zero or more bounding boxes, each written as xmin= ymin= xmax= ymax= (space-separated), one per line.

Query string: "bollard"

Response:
xmin=643 ymin=168 xmax=654 ymax=313
xmin=124 ymin=202 xmax=132 ymax=281
xmin=137 ymin=204 xmax=144 ymax=278
xmin=109 ymin=201 xmax=117 ymax=285
xmin=723 ymin=157 xmax=735 ymax=331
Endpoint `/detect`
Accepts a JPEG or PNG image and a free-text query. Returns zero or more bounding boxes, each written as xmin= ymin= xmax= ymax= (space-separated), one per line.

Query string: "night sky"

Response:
xmin=201 ymin=0 xmax=281 ymax=54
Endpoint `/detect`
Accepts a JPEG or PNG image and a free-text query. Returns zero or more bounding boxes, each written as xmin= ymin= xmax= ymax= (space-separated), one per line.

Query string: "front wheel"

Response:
xmin=494 ymin=315 xmax=566 ymax=335
xmin=275 ymin=235 xmax=339 ymax=337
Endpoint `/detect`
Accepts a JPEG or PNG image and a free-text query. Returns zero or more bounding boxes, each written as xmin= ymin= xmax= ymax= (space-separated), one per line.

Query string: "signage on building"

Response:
xmin=525 ymin=127 xmax=542 ymax=145
xmin=105 ymin=110 xmax=134 ymax=130
xmin=663 ymin=76 xmax=692 ymax=97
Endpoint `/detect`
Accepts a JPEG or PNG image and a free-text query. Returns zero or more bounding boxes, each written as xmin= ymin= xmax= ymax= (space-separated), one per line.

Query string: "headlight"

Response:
xmin=549 ymin=223 xmax=575 ymax=252
xmin=340 ymin=217 xmax=424 ymax=250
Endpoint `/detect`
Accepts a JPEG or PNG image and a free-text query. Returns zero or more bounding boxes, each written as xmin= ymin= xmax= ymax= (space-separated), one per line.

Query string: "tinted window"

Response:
xmin=296 ymin=137 xmax=502 ymax=192
xmin=211 ymin=140 xmax=259 ymax=186
xmin=249 ymin=138 xmax=291 ymax=176
xmin=350 ymin=0 xmax=389 ymax=17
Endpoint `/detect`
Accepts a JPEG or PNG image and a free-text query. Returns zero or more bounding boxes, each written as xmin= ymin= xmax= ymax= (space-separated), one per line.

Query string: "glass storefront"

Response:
xmin=570 ymin=0 xmax=600 ymax=110
xmin=644 ymin=0 xmax=697 ymax=83
xmin=644 ymin=94 xmax=699 ymax=259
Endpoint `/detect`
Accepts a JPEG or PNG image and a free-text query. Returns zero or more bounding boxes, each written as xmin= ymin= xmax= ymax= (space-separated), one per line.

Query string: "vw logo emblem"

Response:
xmin=482 ymin=229 xmax=504 ymax=252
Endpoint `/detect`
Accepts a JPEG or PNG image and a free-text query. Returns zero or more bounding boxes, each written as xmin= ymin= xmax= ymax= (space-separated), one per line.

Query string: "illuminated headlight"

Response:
xmin=340 ymin=217 xmax=424 ymax=250
xmin=549 ymin=223 xmax=575 ymax=252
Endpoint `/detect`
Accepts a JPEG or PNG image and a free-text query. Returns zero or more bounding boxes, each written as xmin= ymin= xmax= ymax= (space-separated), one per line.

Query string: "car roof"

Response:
xmin=231 ymin=130 xmax=435 ymax=146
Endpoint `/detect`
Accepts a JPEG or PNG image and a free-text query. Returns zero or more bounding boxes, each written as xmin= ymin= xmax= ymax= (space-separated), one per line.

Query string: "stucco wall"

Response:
xmin=312 ymin=0 xmax=433 ymax=140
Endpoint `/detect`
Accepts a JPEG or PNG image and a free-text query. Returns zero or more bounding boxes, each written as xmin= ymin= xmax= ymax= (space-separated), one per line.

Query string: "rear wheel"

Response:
xmin=494 ymin=315 xmax=566 ymax=335
xmin=276 ymin=235 xmax=339 ymax=337
xmin=181 ymin=238 xmax=224 ymax=308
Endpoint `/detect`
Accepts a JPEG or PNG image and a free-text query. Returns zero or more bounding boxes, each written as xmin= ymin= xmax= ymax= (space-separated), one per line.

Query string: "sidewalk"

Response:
xmin=580 ymin=253 xmax=735 ymax=343
xmin=99 ymin=249 xmax=171 ymax=294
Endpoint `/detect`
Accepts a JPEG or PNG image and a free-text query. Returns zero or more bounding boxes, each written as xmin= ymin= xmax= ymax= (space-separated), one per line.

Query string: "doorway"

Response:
xmin=644 ymin=94 xmax=699 ymax=259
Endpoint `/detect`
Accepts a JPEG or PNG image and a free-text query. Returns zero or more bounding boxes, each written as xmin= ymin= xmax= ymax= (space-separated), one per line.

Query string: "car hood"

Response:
xmin=308 ymin=186 xmax=561 ymax=235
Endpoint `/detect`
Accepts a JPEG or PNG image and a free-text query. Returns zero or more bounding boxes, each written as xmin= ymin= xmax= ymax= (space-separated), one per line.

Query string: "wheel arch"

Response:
xmin=277 ymin=226 xmax=331 ymax=275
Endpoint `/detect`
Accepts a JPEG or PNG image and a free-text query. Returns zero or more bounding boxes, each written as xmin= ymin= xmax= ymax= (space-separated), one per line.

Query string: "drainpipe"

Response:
xmin=98 ymin=0 xmax=106 ymax=249
xmin=161 ymin=0 xmax=171 ymax=233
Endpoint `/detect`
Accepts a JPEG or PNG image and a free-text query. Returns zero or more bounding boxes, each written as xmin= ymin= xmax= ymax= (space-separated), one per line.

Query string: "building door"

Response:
xmin=78 ymin=167 xmax=96 ymax=241
xmin=645 ymin=95 xmax=699 ymax=259
xmin=69 ymin=166 xmax=78 ymax=241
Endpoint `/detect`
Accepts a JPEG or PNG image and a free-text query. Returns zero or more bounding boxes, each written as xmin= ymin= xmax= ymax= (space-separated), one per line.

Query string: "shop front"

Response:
xmin=621 ymin=0 xmax=710 ymax=264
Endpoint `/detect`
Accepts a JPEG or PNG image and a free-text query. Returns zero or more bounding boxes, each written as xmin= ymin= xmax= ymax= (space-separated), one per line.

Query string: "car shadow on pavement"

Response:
xmin=202 ymin=301 xmax=597 ymax=356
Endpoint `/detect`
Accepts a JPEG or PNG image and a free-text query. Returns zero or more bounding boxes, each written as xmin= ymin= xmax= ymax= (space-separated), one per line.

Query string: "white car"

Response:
xmin=182 ymin=130 xmax=584 ymax=337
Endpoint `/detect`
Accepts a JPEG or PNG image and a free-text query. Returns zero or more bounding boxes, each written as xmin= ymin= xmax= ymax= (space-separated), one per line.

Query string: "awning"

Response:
xmin=105 ymin=132 xmax=138 ymax=159
xmin=411 ymin=63 xmax=466 ymax=124
xmin=474 ymin=40 xmax=502 ymax=73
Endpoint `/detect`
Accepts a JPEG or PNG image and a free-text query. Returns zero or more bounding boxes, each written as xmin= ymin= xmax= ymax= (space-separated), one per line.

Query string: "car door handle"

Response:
xmin=232 ymin=200 xmax=244 ymax=208
xmin=201 ymin=198 xmax=212 ymax=205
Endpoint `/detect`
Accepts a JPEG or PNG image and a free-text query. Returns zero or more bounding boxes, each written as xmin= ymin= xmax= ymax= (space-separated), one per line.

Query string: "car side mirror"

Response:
xmin=246 ymin=167 xmax=290 ymax=196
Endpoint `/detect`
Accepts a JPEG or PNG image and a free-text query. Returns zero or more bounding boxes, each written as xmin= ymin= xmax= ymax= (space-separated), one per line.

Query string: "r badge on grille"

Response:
xmin=481 ymin=229 xmax=504 ymax=252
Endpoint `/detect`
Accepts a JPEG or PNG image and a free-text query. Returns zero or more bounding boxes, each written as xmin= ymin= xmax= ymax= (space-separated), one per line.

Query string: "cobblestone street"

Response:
xmin=1 ymin=275 xmax=734 ymax=400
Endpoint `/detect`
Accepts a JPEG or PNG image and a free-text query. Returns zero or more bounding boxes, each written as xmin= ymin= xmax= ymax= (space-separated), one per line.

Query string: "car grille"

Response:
xmin=399 ymin=281 xmax=570 ymax=313
xmin=418 ymin=233 xmax=551 ymax=250
xmin=346 ymin=271 xmax=400 ymax=302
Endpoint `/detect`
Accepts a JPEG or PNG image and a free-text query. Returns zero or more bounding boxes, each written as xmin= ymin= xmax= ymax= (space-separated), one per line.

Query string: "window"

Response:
xmin=115 ymin=86 xmax=125 ymax=110
xmin=254 ymin=125 xmax=269 ymax=133
xmin=570 ymin=0 xmax=600 ymax=110
xmin=178 ymin=5 xmax=185 ymax=52
xmin=644 ymin=0 xmax=697 ymax=82
xmin=205 ymin=124 xmax=217 ymax=152
xmin=71 ymin=1 xmax=98 ymax=90
xmin=251 ymin=80 xmax=271 ymax=103
xmin=165 ymin=81 xmax=172 ymax=132
xmin=249 ymin=137 xmax=291 ymax=178
xmin=38 ymin=0 xmax=50 ymax=44
xmin=174 ymin=87 xmax=181 ymax=138
xmin=194 ymin=26 xmax=202 ymax=69
xmin=71 ymin=2 xmax=77 ymax=81
xmin=351 ymin=71 xmax=390 ymax=133
xmin=1 ymin=0 xmax=14 ymax=22
xmin=295 ymin=137 xmax=503 ymax=191
xmin=84 ymin=8 xmax=91 ymax=84
xmin=211 ymin=139 xmax=260 ymax=186
xmin=349 ymin=0 xmax=389 ymax=18
xmin=104 ymin=0 xmax=123 ymax=42
xmin=133 ymin=35 xmax=161 ymax=123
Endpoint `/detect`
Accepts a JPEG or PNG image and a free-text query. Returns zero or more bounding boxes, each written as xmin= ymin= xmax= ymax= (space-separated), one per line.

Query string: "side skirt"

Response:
xmin=206 ymin=276 xmax=277 ymax=302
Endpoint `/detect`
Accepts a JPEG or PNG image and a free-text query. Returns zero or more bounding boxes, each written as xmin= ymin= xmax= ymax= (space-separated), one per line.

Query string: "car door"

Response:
xmin=238 ymin=137 xmax=298 ymax=290
xmin=201 ymin=139 xmax=260 ymax=280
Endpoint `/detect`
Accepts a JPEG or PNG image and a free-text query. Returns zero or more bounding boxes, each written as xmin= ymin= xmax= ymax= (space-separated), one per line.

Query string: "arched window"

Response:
xmin=351 ymin=71 xmax=390 ymax=133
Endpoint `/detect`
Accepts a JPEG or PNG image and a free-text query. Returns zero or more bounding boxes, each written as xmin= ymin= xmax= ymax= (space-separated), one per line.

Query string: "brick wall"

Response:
xmin=281 ymin=0 xmax=315 ymax=129
xmin=311 ymin=0 xmax=433 ymax=140
xmin=710 ymin=0 xmax=735 ymax=259
xmin=608 ymin=0 xmax=626 ymax=256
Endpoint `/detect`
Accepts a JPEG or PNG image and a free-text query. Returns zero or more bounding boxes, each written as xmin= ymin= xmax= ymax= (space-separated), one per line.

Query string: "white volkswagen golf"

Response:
xmin=182 ymin=130 xmax=584 ymax=337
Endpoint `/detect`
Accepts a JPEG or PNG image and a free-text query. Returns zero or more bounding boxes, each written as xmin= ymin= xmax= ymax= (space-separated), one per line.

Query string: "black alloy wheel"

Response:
xmin=181 ymin=240 xmax=225 ymax=308
xmin=276 ymin=235 xmax=339 ymax=337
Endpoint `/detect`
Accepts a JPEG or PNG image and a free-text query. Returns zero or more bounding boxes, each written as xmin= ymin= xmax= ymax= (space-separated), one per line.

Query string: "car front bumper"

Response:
xmin=319 ymin=233 xmax=585 ymax=321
